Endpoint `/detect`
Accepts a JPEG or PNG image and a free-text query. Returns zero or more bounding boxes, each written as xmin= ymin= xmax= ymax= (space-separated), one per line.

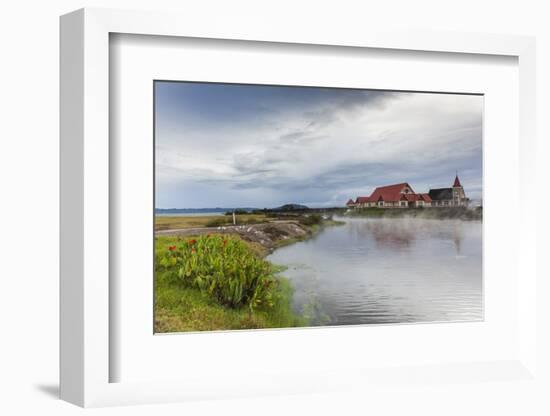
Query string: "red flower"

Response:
xmin=188 ymin=239 xmax=197 ymax=245
xmin=191 ymin=248 xmax=196 ymax=253
xmin=168 ymin=245 xmax=176 ymax=251
xmin=222 ymin=239 xmax=227 ymax=246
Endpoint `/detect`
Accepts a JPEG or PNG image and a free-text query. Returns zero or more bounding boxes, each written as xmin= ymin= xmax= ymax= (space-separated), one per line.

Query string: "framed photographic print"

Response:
xmin=60 ymin=8 xmax=538 ymax=408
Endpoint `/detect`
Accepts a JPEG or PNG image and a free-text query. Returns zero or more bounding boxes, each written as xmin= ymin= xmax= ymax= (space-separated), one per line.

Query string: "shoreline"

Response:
xmin=154 ymin=217 xmax=343 ymax=332
xmin=154 ymin=214 xmax=478 ymax=332
xmin=344 ymin=206 xmax=482 ymax=221
xmin=155 ymin=218 xmax=344 ymax=256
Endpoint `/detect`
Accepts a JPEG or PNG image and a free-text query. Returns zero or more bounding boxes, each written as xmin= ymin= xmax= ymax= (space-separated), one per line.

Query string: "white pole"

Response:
xmin=233 ymin=211 xmax=236 ymax=225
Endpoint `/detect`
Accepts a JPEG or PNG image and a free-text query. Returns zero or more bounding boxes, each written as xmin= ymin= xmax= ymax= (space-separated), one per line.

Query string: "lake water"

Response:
xmin=267 ymin=217 xmax=483 ymax=326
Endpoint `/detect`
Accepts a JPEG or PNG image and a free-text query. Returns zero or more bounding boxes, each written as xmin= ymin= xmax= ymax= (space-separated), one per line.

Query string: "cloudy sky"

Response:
xmin=155 ymin=81 xmax=483 ymax=209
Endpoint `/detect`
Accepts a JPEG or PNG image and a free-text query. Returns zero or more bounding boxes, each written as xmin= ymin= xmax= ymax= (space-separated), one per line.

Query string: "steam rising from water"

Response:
xmin=267 ymin=217 xmax=482 ymax=326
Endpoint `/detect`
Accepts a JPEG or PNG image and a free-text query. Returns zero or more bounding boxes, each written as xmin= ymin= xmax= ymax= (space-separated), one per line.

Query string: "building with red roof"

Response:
xmin=347 ymin=175 xmax=467 ymax=209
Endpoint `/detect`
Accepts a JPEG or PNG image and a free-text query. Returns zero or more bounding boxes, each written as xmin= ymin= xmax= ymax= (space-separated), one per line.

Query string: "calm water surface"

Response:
xmin=267 ymin=217 xmax=482 ymax=326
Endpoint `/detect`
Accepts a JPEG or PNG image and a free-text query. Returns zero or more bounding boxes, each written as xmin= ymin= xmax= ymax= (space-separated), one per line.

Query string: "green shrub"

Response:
xmin=204 ymin=217 xmax=230 ymax=227
xmin=298 ymin=213 xmax=323 ymax=226
xmin=224 ymin=209 xmax=249 ymax=215
xmin=157 ymin=235 xmax=279 ymax=311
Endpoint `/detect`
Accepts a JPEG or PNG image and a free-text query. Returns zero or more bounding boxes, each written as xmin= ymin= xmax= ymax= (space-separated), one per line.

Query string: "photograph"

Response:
xmin=154 ymin=81 xmax=483 ymax=333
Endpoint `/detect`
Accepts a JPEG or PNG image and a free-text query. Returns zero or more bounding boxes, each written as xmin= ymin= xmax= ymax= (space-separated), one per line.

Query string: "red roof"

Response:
xmin=453 ymin=175 xmax=462 ymax=187
xmin=370 ymin=183 xmax=414 ymax=202
xmin=346 ymin=199 xmax=355 ymax=205
xmin=399 ymin=193 xmax=431 ymax=202
xmin=352 ymin=183 xmax=433 ymax=204
xmin=400 ymin=193 xmax=418 ymax=202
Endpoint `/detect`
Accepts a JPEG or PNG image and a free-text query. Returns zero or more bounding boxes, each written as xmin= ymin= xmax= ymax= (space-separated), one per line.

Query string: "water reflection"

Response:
xmin=267 ymin=217 xmax=482 ymax=326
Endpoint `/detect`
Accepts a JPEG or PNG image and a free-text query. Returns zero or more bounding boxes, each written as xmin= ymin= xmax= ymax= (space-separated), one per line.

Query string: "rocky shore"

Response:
xmin=156 ymin=220 xmax=318 ymax=254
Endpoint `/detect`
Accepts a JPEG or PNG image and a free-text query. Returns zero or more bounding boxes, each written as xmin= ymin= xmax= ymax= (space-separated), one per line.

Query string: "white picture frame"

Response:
xmin=60 ymin=8 xmax=537 ymax=407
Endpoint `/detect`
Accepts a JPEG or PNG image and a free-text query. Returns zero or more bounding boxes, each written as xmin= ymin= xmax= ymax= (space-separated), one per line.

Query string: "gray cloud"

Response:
xmin=155 ymin=84 xmax=482 ymax=208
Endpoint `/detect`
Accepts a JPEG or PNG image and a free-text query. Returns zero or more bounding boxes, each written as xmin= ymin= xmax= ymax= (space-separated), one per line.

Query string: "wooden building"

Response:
xmin=347 ymin=175 xmax=468 ymax=209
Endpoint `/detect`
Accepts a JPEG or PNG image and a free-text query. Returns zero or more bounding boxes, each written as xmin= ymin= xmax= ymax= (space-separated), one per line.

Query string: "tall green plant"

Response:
xmin=158 ymin=235 xmax=279 ymax=311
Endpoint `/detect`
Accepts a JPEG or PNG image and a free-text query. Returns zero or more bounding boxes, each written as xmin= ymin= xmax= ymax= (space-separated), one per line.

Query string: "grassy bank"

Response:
xmin=155 ymin=234 xmax=305 ymax=332
xmin=156 ymin=213 xmax=344 ymax=253
xmin=346 ymin=206 xmax=482 ymax=220
xmin=155 ymin=214 xmax=269 ymax=231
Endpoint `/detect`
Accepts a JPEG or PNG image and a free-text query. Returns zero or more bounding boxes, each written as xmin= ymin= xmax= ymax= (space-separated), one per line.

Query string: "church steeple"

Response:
xmin=453 ymin=173 xmax=462 ymax=187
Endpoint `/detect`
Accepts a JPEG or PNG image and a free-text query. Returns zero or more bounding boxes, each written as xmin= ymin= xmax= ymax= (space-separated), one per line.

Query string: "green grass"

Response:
xmin=155 ymin=235 xmax=305 ymax=332
xmin=346 ymin=206 xmax=482 ymax=220
xmin=155 ymin=280 xmax=303 ymax=332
